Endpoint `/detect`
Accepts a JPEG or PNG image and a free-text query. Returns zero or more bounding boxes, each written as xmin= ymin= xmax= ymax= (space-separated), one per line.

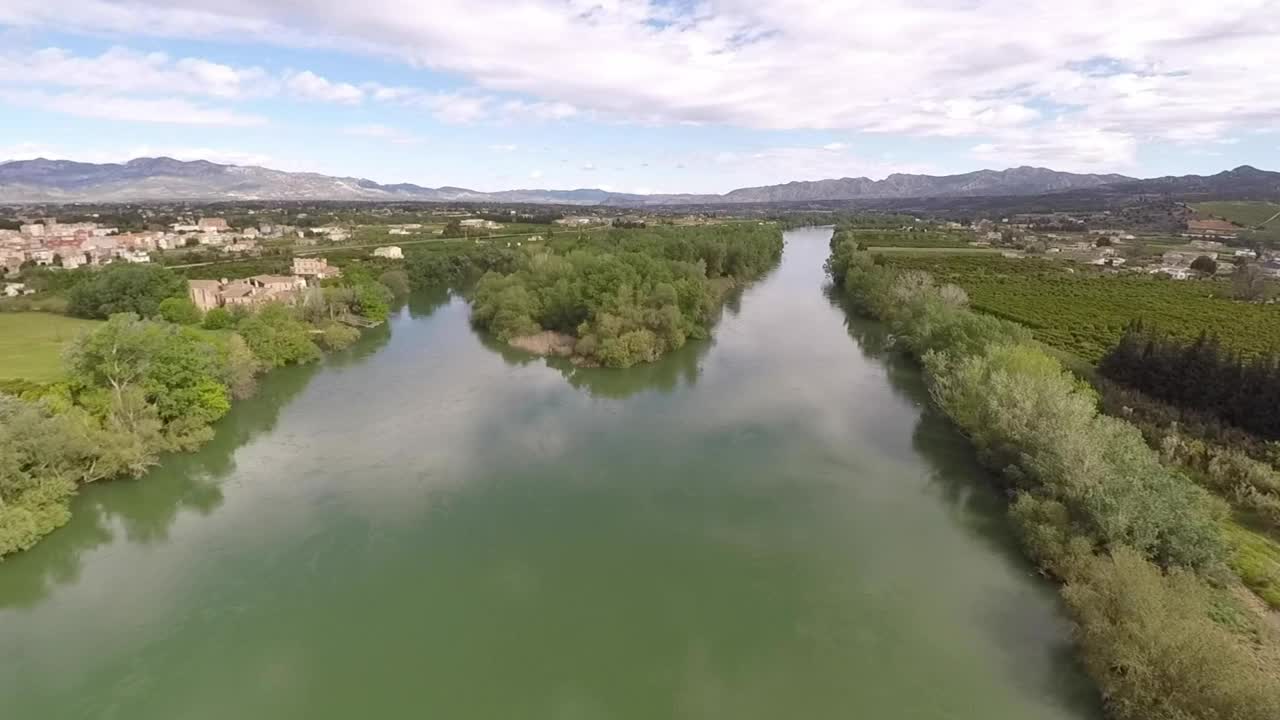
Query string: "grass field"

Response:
xmin=1194 ymin=201 xmax=1280 ymax=228
xmin=0 ymin=313 xmax=100 ymax=382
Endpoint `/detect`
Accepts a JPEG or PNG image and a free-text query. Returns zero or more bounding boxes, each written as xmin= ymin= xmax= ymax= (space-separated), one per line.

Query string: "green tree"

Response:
xmin=441 ymin=218 xmax=464 ymax=238
xmin=158 ymin=297 xmax=202 ymax=325
xmin=378 ymin=269 xmax=411 ymax=297
xmin=66 ymin=313 xmax=231 ymax=440
xmin=66 ymin=264 xmax=187 ymax=319
xmin=236 ymin=304 xmax=322 ymax=367
xmin=1190 ymin=255 xmax=1218 ymax=276
xmin=202 ymin=306 xmax=234 ymax=330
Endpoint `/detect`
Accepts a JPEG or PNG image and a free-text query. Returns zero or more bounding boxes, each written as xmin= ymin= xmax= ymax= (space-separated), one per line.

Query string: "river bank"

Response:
xmin=826 ymin=235 xmax=1280 ymax=719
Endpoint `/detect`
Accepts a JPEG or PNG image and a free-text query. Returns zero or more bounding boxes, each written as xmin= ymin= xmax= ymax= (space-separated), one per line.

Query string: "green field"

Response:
xmin=0 ymin=313 xmax=101 ymax=382
xmin=846 ymin=229 xmax=975 ymax=249
xmin=869 ymin=246 xmax=1003 ymax=254
xmin=873 ymin=254 xmax=1280 ymax=362
xmin=1194 ymin=201 xmax=1280 ymax=228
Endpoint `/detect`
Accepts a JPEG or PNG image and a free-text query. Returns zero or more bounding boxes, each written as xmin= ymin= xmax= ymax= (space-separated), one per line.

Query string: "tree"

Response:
xmin=441 ymin=219 xmax=464 ymax=238
xmin=66 ymin=264 xmax=187 ymax=319
xmin=236 ymin=303 xmax=321 ymax=367
xmin=1095 ymin=236 xmax=1113 ymax=247
xmin=1190 ymin=255 xmax=1218 ymax=276
xmin=378 ymin=269 xmax=411 ymax=297
xmin=66 ymin=313 xmax=231 ymax=436
xmin=202 ymin=307 xmax=234 ymax=329
xmin=158 ymin=297 xmax=202 ymax=325
xmin=1232 ymin=263 xmax=1268 ymax=301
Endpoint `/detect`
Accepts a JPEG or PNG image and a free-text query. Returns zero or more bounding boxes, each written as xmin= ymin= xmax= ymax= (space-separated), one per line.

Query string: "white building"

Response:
xmin=372 ymin=246 xmax=404 ymax=259
xmin=1150 ymin=266 xmax=1192 ymax=280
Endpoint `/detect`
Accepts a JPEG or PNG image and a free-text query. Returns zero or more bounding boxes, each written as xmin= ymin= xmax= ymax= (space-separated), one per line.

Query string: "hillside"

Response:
xmin=0 ymin=156 xmax=1276 ymax=206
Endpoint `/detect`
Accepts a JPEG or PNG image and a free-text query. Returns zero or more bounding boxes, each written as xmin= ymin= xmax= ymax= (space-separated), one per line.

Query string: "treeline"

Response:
xmin=0 ymin=264 xmax=402 ymax=558
xmin=1101 ymin=323 xmax=1280 ymax=441
xmin=773 ymin=212 xmax=916 ymax=230
xmin=406 ymin=243 xmax=521 ymax=288
xmin=471 ymin=224 xmax=783 ymax=367
xmin=827 ymin=237 xmax=1280 ymax=720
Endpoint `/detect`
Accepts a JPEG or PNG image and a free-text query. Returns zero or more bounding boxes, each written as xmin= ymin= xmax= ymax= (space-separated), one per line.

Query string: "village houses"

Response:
xmin=188 ymin=275 xmax=307 ymax=312
xmin=292 ymin=256 xmax=342 ymax=281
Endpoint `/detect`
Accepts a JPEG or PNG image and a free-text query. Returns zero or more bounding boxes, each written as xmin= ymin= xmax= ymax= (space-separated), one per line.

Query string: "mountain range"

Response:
xmin=0 ymin=157 xmax=1276 ymax=206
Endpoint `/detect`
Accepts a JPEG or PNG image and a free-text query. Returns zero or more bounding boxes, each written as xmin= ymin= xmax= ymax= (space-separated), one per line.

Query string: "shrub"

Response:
xmin=202 ymin=307 xmax=234 ymax=330
xmin=158 ymin=297 xmax=202 ymax=325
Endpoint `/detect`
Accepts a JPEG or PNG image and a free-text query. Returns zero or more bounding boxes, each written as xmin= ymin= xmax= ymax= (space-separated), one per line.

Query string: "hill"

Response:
xmin=0 ymin=157 xmax=1276 ymax=206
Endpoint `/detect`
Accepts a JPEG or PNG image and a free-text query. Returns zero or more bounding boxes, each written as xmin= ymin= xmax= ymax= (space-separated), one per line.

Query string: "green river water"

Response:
xmin=0 ymin=227 xmax=1100 ymax=719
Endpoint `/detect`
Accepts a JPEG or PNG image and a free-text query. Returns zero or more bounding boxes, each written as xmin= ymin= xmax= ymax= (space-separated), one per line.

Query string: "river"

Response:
xmin=0 ymin=227 xmax=1099 ymax=719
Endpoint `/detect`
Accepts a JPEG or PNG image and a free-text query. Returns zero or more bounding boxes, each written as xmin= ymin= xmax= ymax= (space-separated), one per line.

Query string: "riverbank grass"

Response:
xmin=0 ymin=312 xmax=100 ymax=382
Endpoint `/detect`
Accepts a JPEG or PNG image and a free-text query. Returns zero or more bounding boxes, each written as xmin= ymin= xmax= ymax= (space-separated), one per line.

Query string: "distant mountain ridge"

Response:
xmin=0 ymin=156 xmax=1275 ymax=205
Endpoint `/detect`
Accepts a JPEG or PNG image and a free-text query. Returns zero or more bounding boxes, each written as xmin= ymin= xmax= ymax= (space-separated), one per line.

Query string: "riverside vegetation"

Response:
xmin=0 ymin=263 xmax=399 ymax=558
xmin=467 ymin=224 xmax=783 ymax=367
xmin=826 ymin=234 xmax=1280 ymax=720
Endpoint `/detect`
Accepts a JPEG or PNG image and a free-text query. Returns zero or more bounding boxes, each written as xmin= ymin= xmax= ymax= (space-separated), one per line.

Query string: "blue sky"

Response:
xmin=0 ymin=1 xmax=1276 ymax=194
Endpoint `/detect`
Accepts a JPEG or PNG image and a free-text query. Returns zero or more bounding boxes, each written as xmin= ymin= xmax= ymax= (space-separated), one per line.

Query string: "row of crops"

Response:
xmin=844 ymin=229 xmax=974 ymax=249
xmin=873 ymin=254 xmax=1280 ymax=362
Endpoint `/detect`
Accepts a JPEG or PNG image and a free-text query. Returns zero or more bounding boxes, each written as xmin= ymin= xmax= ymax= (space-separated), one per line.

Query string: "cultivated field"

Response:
xmin=872 ymin=254 xmax=1280 ymax=361
xmin=1194 ymin=200 xmax=1280 ymax=228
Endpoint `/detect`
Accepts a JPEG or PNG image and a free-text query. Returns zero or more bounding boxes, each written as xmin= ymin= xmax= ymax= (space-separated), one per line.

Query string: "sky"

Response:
xmin=0 ymin=0 xmax=1276 ymax=194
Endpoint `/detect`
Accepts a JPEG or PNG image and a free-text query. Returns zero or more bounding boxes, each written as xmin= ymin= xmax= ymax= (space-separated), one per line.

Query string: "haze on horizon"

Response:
xmin=0 ymin=0 xmax=1276 ymax=194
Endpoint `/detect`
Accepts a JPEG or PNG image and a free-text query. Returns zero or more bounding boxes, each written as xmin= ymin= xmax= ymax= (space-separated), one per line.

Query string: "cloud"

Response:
xmin=580 ymin=162 xmax=596 ymax=171
xmin=343 ymin=123 xmax=421 ymax=144
xmin=822 ymin=142 xmax=848 ymax=151
xmin=529 ymin=169 xmax=544 ymax=179
xmin=284 ymin=70 xmax=363 ymax=104
xmin=3 ymin=1 xmax=1278 ymax=173
xmin=489 ymin=144 xmax=518 ymax=151
xmin=970 ymin=124 xmax=1139 ymax=172
xmin=0 ymin=46 xmax=272 ymax=99
xmin=26 ymin=0 xmax=1280 ymax=166
xmin=0 ymin=90 xmax=267 ymax=126
xmin=703 ymin=144 xmax=939 ymax=187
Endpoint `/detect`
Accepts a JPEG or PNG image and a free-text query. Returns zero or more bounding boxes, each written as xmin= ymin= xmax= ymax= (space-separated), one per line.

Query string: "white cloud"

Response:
xmin=971 ymin=125 xmax=1139 ymax=172
xmin=0 ymin=142 xmax=67 ymax=162
xmin=0 ymin=46 xmax=272 ymax=99
xmin=529 ymin=169 xmax=544 ymax=179
xmin=489 ymin=144 xmax=518 ymax=151
xmin=822 ymin=142 xmax=848 ymax=151
xmin=343 ymin=123 xmax=421 ymax=144
xmin=581 ymin=162 xmax=596 ymax=171
xmin=707 ymin=144 xmax=939 ymax=184
xmin=284 ymin=70 xmax=363 ymax=104
xmin=0 ymin=90 xmax=266 ymax=126
xmin=2 ymin=1 xmax=1278 ymax=173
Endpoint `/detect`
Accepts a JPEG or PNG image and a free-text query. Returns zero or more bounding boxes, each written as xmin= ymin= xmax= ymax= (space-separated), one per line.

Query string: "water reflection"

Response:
xmin=0 ymin=345 xmax=326 ymax=608
xmin=825 ymin=270 xmax=1101 ymax=719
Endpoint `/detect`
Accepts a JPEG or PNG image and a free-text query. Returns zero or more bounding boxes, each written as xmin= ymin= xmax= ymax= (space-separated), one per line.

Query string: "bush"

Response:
xmin=158 ymin=297 xmax=202 ymax=325
xmin=317 ymin=322 xmax=360 ymax=350
xmin=1064 ymin=547 xmax=1280 ymax=720
xmin=236 ymin=304 xmax=321 ymax=367
xmin=378 ymin=269 xmax=411 ymax=297
xmin=202 ymin=307 xmax=234 ymax=330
